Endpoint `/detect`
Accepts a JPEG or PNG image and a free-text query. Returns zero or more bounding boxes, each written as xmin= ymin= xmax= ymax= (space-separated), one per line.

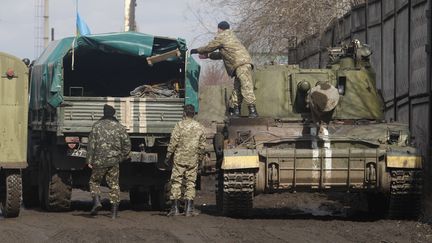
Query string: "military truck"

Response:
xmin=214 ymin=40 xmax=423 ymax=218
xmin=0 ymin=52 xmax=29 ymax=217
xmin=24 ymin=32 xmax=200 ymax=211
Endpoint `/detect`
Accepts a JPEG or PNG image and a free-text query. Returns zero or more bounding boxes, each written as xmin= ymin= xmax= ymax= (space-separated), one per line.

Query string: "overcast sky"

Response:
xmin=0 ymin=0 xmax=218 ymax=59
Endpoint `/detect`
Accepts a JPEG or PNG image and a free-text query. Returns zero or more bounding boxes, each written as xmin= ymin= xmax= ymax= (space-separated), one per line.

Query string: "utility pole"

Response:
xmin=44 ymin=0 xmax=49 ymax=48
xmin=124 ymin=0 xmax=137 ymax=31
xmin=34 ymin=0 xmax=49 ymax=58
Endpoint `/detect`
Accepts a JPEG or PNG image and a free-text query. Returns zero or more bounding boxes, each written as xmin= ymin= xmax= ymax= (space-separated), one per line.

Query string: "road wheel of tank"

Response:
xmin=38 ymin=150 xmax=72 ymax=211
xmin=220 ymin=170 xmax=255 ymax=217
xmin=150 ymin=181 xmax=171 ymax=211
xmin=129 ymin=187 xmax=149 ymax=210
xmin=0 ymin=171 xmax=22 ymax=218
xmin=22 ymin=168 xmax=39 ymax=208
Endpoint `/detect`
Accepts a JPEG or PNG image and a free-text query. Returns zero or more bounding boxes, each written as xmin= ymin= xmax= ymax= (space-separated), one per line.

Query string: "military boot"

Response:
xmin=229 ymin=106 xmax=240 ymax=117
xmin=185 ymin=200 xmax=199 ymax=217
xmin=167 ymin=200 xmax=180 ymax=217
xmin=111 ymin=204 xmax=119 ymax=219
xmin=248 ymin=104 xmax=258 ymax=118
xmin=90 ymin=195 xmax=102 ymax=216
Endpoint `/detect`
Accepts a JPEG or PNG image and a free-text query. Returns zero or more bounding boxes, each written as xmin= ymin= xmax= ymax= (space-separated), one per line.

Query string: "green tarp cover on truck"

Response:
xmin=30 ymin=31 xmax=200 ymax=110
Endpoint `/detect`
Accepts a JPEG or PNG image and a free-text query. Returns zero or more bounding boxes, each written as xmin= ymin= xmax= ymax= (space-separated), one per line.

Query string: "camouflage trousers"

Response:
xmin=169 ymin=162 xmax=198 ymax=200
xmin=229 ymin=64 xmax=256 ymax=108
xmin=89 ymin=164 xmax=120 ymax=205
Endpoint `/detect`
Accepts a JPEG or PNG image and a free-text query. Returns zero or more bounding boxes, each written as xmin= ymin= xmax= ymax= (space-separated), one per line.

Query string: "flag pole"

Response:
xmin=72 ymin=0 xmax=78 ymax=70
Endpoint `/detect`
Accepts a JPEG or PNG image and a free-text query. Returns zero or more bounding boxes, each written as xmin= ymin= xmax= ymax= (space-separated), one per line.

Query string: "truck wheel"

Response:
xmin=22 ymin=168 xmax=39 ymax=208
xmin=150 ymin=181 xmax=170 ymax=211
xmin=38 ymin=151 xmax=72 ymax=211
xmin=0 ymin=170 xmax=22 ymax=218
xmin=129 ymin=187 xmax=149 ymax=210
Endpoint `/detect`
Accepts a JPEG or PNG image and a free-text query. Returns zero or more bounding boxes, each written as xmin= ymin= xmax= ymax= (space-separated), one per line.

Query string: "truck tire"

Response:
xmin=0 ymin=171 xmax=22 ymax=218
xmin=22 ymin=168 xmax=39 ymax=208
xmin=38 ymin=151 xmax=72 ymax=211
xmin=150 ymin=181 xmax=170 ymax=211
xmin=129 ymin=187 xmax=149 ymax=210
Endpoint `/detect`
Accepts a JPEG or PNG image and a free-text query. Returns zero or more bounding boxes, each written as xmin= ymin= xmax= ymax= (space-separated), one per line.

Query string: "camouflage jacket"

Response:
xmin=197 ymin=30 xmax=252 ymax=77
xmin=86 ymin=118 xmax=131 ymax=168
xmin=167 ymin=117 xmax=206 ymax=166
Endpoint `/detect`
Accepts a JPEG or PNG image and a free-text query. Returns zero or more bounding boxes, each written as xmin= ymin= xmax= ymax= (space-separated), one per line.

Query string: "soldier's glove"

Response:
xmin=165 ymin=156 xmax=171 ymax=166
xmin=190 ymin=49 xmax=198 ymax=54
xmin=198 ymin=54 xmax=208 ymax=59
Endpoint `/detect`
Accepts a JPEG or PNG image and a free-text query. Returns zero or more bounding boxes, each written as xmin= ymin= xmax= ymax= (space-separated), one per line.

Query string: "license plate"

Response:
xmin=69 ymin=149 xmax=87 ymax=158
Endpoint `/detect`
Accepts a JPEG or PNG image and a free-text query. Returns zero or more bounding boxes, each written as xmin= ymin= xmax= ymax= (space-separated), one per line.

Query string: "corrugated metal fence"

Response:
xmin=290 ymin=0 xmax=432 ymax=214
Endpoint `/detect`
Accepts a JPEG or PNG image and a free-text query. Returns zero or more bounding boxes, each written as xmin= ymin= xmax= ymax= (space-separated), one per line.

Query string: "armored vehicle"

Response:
xmin=24 ymin=32 xmax=200 ymax=211
xmin=0 ymin=52 xmax=29 ymax=217
xmin=214 ymin=40 xmax=423 ymax=218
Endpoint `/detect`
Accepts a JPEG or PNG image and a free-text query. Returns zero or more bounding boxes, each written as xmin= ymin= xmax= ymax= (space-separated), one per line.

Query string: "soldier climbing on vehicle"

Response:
xmin=190 ymin=21 xmax=258 ymax=118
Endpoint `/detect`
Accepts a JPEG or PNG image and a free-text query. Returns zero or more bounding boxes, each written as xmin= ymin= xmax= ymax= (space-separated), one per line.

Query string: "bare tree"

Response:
xmin=199 ymin=61 xmax=232 ymax=86
xmin=199 ymin=0 xmax=365 ymax=54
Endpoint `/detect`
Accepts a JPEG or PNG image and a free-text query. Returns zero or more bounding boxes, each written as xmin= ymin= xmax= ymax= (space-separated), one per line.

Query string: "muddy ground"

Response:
xmin=1 ymin=175 xmax=432 ymax=243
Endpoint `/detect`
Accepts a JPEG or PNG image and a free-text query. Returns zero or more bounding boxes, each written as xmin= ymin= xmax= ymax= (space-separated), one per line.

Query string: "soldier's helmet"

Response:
xmin=184 ymin=104 xmax=195 ymax=117
xmin=307 ymin=82 xmax=340 ymax=123
xmin=103 ymin=104 xmax=116 ymax=117
xmin=307 ymin=82 xmax=340 ymax=113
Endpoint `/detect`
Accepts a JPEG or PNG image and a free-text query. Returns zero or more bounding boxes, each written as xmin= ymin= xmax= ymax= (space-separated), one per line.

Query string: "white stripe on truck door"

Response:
xmin=139 ymin=98 xmax=147 ymax=133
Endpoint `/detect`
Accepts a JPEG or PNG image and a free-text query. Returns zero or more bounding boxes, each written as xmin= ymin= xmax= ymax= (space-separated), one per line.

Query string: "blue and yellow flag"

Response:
xmin=76 ymin=13 xmax=91 ymax=36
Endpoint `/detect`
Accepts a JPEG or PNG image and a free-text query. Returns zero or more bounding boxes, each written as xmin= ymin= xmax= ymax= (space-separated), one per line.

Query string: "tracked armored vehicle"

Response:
xmin=214 ymin=40 xmax=423 ymax=218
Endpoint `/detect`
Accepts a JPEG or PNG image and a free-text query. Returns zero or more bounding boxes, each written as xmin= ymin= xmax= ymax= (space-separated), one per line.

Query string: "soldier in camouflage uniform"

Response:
xmin=190 ymin=21 xmax=258 ymax=118
xmin=86 ymin=105 xmax=131 ymax=219
xmin=164 ymin=104 xmax=206 ymax=216
xmin=306 ymin=82 xmax=340 ymax=124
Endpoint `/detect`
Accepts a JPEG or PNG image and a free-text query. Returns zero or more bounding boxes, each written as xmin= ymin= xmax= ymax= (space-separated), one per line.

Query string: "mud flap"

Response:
xmin=386 ymin=154 xmax=422 ymax=169
xmin=221 ymin=149 xmax=259 ymax=170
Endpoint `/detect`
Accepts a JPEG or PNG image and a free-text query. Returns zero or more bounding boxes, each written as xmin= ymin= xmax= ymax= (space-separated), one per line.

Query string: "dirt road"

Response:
xmin=1 ymin=176 xmax=431 ymax=243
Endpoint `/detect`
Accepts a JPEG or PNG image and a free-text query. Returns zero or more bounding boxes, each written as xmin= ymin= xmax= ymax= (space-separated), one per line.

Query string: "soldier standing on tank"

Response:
xmin=164 ymin=104 xmax=206 ymax=216
xmin=86 ymin=105 xmax=131 ymax=219
xmin=306 ymin=82 xmax=340 ymax=125
xmin=190 ymin=21 xmax=258 ymax=118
